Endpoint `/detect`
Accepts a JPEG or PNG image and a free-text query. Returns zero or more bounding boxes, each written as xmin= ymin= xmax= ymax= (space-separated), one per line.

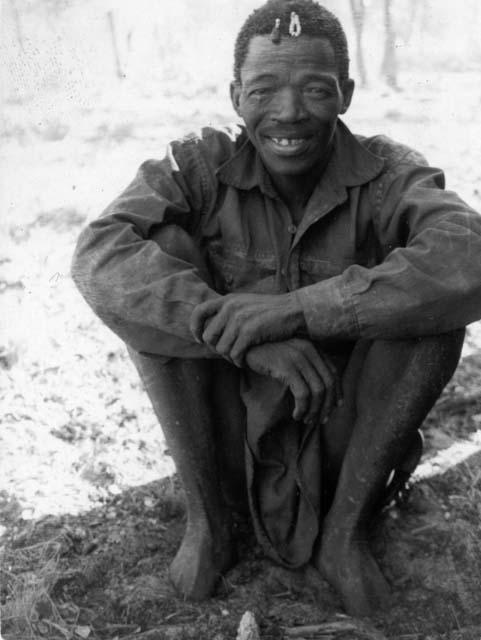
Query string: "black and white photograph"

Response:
xmin=1 ymin=1 xmax=481 ymax=638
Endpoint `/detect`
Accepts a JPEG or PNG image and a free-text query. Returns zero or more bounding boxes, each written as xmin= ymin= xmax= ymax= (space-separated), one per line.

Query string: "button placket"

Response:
xmin=284 ymin=226 xmax=297 ymax=283
xmin=287 ymin=246 xmax=301 ymax=290
xmin=273 ymin=199 xmax=298 ymax=288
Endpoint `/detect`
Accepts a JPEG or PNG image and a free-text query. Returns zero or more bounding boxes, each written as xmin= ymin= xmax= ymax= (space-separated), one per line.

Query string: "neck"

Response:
xmin=272 ymin=171 xmax=318 ymax=209
xmin=271 ymin=150 xmax=332 ymax=214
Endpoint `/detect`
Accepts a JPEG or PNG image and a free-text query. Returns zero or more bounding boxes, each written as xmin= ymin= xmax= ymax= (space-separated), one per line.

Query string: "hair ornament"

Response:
xmin=289 ymin=11 xmax=302 ymax=37
xmin=271 ymin=18 xmax=281 ymax=43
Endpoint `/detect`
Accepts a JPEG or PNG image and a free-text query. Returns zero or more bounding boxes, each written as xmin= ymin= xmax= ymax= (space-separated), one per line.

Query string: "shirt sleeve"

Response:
xmin=71 ymin=140 xmax=221 ymax=359
xmin=297 ymin=155 xmax=481 ymax=340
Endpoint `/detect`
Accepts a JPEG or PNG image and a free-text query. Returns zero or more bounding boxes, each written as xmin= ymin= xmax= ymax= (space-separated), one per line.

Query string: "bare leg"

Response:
xmin=314 ymin=330 xmax=464 ymax=616
xmin=130 ymin=354 xmax=236 ymax=599
xmin=129 ymin=226 xmax=246 ymax=599
xmin=212 ymin=359 xmax=249 ymax=513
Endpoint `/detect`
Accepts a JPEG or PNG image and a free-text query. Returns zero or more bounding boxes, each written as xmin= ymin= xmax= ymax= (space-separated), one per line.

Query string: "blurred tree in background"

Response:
xmin=349 ymin=0 xmax=367 ymax=87
xmin=2 ymin=0 xmax=481 ymax=104
xmin=380 ymin=0 xmax=399 ymax=89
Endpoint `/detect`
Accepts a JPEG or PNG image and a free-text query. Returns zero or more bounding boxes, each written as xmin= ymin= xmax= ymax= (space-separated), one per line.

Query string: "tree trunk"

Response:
xmin=8 ymin=0 xmax=25 ymax=53
xmin=404 ymin=0 xmax=418 ymax=45
xmin=381 ymin=0 xmax=400 ymax=90
xmin=350 ymin=0 xmax=368 ymax=87
xmin=106 ymin=10 xmax=125 ymax=80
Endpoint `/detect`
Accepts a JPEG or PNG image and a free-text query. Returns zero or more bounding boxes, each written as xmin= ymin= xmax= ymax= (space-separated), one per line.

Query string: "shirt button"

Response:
xmin=287 ymin=224 xmax=297 ymax=234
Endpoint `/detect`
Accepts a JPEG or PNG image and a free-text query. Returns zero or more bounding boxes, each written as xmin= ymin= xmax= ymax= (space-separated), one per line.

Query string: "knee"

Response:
xmin=435 ymin=327 xmax=465 ymax=358
xmin=129 ymin=347 xmax=212 ymax=404
xmin=410 ymin=328 xmax=465 ymax=379
xmin=369 ymin=328 xmax=465 ymax=394
xmin=149 ymin=224 xmax=211 ymax=282
xmin=131 ymin=347 xmax=211 ymax=387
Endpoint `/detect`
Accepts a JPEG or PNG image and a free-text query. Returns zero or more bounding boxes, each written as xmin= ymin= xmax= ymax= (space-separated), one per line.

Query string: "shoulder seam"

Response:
xmin=176 ymin=136 xmax=217 ymax=217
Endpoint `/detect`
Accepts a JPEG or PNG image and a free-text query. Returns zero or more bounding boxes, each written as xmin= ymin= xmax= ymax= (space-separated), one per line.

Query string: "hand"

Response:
xmin=245 ymin=339 xmax=343 ymax=424
xmin=190 ymin=292 xmax=306 ymax=366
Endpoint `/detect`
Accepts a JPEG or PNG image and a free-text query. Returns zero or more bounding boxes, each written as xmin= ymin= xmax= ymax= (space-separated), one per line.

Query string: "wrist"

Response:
xmin=286 ymin=291 xmax=308 ymax=334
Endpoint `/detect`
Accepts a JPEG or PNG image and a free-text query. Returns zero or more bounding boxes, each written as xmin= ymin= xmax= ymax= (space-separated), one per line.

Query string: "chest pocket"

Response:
xmin=299 ymin=256 xmax=352 ymax=286
xmin=207 ymin=242 xmax=279 ymax=294
xmin=299 ymin=253 xmax=376 ymax=287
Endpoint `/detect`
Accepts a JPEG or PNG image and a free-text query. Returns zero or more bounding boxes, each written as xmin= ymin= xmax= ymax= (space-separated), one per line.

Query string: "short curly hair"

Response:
xmin=233 ymin=0 xmax=349 ymax=85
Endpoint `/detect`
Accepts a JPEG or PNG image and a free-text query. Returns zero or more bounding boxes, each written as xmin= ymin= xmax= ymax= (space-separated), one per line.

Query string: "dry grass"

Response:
xmin=1 ymin=538 xmax=76 ymax=639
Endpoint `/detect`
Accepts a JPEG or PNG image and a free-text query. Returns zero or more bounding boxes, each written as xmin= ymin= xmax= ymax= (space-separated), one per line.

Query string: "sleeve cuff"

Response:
xmin=295 ymin=275 xmax=360 ymax=341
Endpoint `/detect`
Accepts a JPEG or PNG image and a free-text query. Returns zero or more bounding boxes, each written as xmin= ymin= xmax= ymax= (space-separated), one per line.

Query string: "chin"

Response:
xmin=265 ymin=156 xmax=322 ymax=177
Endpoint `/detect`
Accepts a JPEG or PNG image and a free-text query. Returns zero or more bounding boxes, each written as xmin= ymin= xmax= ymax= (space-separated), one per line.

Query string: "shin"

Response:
xmin=129 ymin=225 xmax=239 ymax=599
xmin=316 ymin=329 xmax=465 ymax=615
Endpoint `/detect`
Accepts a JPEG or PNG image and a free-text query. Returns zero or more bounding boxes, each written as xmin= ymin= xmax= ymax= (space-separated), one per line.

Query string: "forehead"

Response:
xmin=240 ymin=35 xmax=338 ymax=84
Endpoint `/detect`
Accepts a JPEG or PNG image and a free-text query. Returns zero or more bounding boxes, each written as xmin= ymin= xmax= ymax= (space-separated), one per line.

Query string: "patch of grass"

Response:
xmin=1 ymin=538 xmax=78 ymax=639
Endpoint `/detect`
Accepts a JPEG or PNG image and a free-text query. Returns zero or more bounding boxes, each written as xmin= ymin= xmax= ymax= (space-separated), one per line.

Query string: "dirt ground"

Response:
xmin=2 ymin=66 xmax=481 ymax=639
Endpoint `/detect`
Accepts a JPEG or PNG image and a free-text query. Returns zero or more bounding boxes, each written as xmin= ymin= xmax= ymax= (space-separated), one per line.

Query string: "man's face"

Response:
xmin=231 ymin=35 xmax=354 ymax=182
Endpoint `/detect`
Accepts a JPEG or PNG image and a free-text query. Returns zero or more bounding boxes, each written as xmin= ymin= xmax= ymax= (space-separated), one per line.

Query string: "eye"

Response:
xmin=303 ymin=86 xmax=332 ymax=98
xmin=248 ymin=87 xmax=274 ymax=98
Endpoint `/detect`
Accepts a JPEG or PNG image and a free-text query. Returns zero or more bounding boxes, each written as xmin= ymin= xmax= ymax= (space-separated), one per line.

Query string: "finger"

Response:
xmin=319 ymin=369 xmax=336 ymax=425
xmin=322 ymin=355 xmax=343 ymax=407
xmin=297 ymin=360 xmax=325 ymax=424
xmin=190 ymin=298 xmax=223 ymax=342
xmin=305 ymin=352 xmax=335 ymax=423
xmin=228 ymin=303 xmax=286 ymax=364
xmin=289 ymin=373 xmax=311 ymax=422
xmin=201 ymin=311 xmax=230 ymax=349
xmin=229 ymin=325 xmax=259 ymax=367
xmin=214 ymin=323 xmax=240 ymax=361
xmin=303 ymin=347 xmax=341 ymax=414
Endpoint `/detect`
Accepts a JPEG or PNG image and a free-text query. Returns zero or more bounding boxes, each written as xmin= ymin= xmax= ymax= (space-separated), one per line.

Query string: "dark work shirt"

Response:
xmin=72 ymin=120 xmax=481 ymax=358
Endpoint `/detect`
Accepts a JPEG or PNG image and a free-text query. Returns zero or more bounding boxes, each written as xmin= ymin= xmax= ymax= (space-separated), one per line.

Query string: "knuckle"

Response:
xmin=298 ymin=342 xmax=310 ymax=354
xmin=235 ymin=333 xmax=248 ymax=350
xmin=217 ymin=344 xmax=229 ymax=356
xmin=324 ymin=376 xmax=334 ymax=389
xmin=224 ymin=299 xmax=235 ymax=313
xmin=292 ymin=354 xmax=304 ymax=367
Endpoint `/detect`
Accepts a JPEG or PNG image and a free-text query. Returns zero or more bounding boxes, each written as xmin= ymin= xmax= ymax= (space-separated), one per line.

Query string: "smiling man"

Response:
xmin=231 ymin=31 xmax=353 ymax=214
xmin=72 ymin=0 xmax=481 ymax=617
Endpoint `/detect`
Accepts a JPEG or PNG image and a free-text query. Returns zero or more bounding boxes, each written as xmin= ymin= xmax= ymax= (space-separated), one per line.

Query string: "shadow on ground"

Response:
xmin=2 ymin=443 xmax=481 ymax=640
xmin=2 ymin=339 xmax=481 ymax=640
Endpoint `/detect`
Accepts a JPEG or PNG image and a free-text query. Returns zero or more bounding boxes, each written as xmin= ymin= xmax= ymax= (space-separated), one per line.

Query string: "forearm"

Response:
xmin=72 ymin=222 xmax=222 ymax=358
xmin=297 ymin=243 xmax=481 ymax=342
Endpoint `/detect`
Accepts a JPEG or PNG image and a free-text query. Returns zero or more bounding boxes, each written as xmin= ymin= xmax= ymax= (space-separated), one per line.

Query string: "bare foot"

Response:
xmin=313 ymin=524 xmax=391 ymax=617
xmin=169 ymin=520 xmax=235 ymax=600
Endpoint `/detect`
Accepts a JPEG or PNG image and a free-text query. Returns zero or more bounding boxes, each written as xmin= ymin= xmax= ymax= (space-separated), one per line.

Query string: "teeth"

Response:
xmin=271 ymin=137 xmax=306 ymax=146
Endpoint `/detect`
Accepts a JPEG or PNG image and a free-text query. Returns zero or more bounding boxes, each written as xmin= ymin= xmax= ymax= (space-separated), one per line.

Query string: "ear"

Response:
xmin=340 ymin=78 xmax=355 ymax=114
xmin=230 ymin=81 xmax=242 ymax=117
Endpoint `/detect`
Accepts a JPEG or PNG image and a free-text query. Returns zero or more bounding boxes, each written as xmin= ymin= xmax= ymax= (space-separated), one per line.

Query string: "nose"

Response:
xmin=271 ymin=87 xmax=308 ymax=122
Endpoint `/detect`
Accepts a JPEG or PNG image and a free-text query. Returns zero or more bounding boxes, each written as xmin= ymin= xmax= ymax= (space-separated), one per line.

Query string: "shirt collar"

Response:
xmin=216 ymin=119 xmax=385 ymax=196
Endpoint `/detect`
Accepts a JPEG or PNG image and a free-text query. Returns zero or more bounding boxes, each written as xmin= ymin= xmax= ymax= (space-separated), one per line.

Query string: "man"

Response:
xmin=72 ymin=0 xmax=481 ymax=617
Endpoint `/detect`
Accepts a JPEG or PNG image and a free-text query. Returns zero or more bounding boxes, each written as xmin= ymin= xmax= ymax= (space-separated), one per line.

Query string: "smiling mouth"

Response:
xmin=270 ymin=137 xmax=307 ymax=146
xmin=265 ymin=136 xmax=312 ymax=155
